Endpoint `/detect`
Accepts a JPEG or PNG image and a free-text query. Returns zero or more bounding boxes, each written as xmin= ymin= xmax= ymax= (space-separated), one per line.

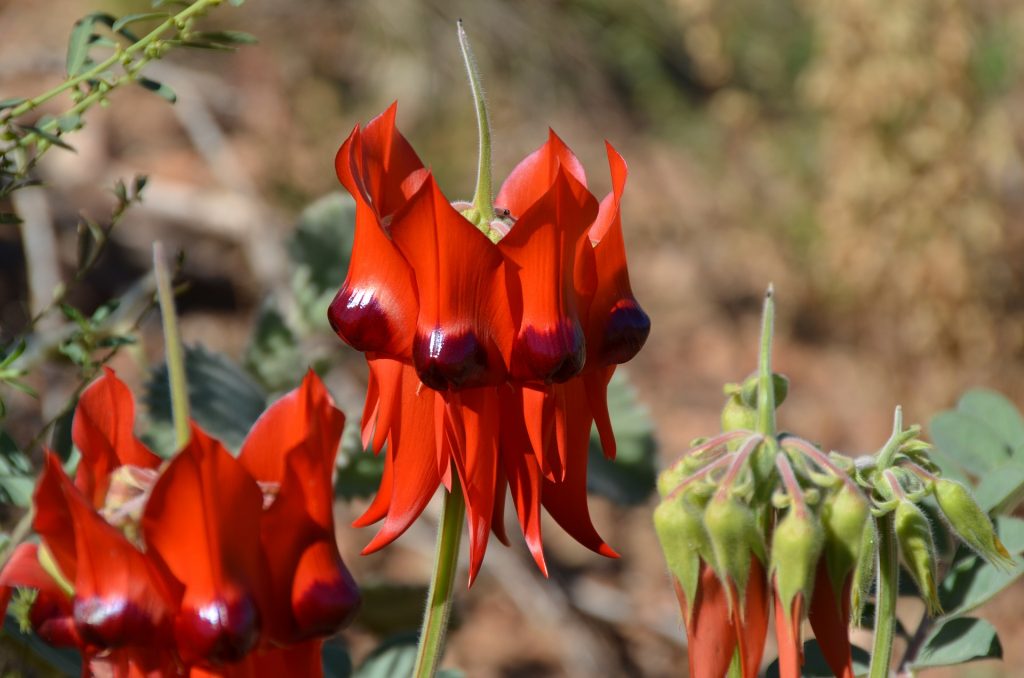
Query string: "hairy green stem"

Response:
xmin=756 ymin=285 xmax=776 ymax=437
xmin=153 ymin=242 xmax=189 ymax=448
xmin=869 ymin=512 xmax=899 ymax=678
xmin=413 ymin=482 xmax=466 ymax=678
xmin=456 ymin=20 xmax=493 ymax=229
xmin=3 ymin=0 xmax=223 ymax=123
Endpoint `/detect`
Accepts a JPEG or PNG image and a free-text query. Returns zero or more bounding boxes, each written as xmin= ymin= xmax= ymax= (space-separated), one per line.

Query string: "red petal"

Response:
xmin=73 ymin=368 xmax=161 ymax=507
xmin=582 ymin=144 xmax=649 ymax=367
xmin=491 ymin=461 xmax=510 ymax=547
xmin=36 ymin=455 xmax=176 ymax=649
xmin=520 ymin=385 xmax=556 ymax=480
xmin=585 ymin=366 xmax=617 ymax=459
xmin=359 ymin=364 xmax=442 ymax=553
xmin=500 ymin=168 xmax=598 ymax=383
xmin=495 ymin=130 xmax=588 ymax=218
xmin=684 ymin=563 xmax=737 ymax=678
xmin=327 ymin=199 xmax=419 ymax=358
xmin=499 ymin=391 xmax=547 ymax=575
xmin=89 ymin=649 xmax=180 ymax=678
xmin=734 ymin=556 xmax=769 ymax=678
xmin=389 ymin=177 xmax=512 ymax=390
xmin=774 ymin=582 xmax=805 ymax=678
xmin=239 ymin=370 xmax=345 ymax=486
xmin=258 ymin=435 xmax=359 ymax=643
xmin=807 ymin=563 xmax=855 ymax=678
xmin=539 ymin=379 xmax=617 ymax=558
xmin=446 ymin=388 xmax=501 ymax=585
xmin=142 ymin=427 xmax=264 ymax=665
xmin=0 ymin=543 xmax=81 ymax=648
xmin=190 ymin=641 xmax=324 ymax=678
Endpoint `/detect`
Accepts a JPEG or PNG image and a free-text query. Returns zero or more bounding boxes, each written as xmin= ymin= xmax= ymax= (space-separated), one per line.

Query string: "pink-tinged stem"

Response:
xmin=714 ymin=434 xmax=765 ymax=501
xmin=775 ymin=453 xmax=808 ymax=518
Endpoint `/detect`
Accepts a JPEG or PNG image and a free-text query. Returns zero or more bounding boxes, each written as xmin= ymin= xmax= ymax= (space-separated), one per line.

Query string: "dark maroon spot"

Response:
xmin=413 ymin=329 xmax=490 ymax=391
xmin=175 ymin=595 xmax=259 ymax=665
xmin=73 ymin=594 xmax=169 ymax=648
xmin=513 ymin=322 xmax=585 ymax=384
xmin=599 ymin=299 xmax=650 ymax=365
xmin=292 ymin=572 xmax=362 ymax=641
xmin=327 ymin=286 xmax=394 ymax=353
xmin=31 ymin=593 xmax=79 ymax=647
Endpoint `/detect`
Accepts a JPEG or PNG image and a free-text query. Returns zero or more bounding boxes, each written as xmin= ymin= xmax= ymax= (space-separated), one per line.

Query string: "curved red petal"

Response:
xmin=142 ymin=426 xmax=264 ymax=665
xmin=582 ymin=144 xmax=650 ymax=368
xmin=33 ymin=453 xmax=81 ymax=584
xmin=290 ymin=541 xmax=361 ymax=637
xmin=73 ymin=368 xmax=161 ymax=507
xmin=499 ymin=392 xmax=548 ymax=575
xmin=239 ymin=370 xmax=344 ymax=486
xmin=539 ymin=380 xmax=617 ymax=558
xmin=0 ymin=542 xmax=82 ymax=648
xmin=774 ymin=581 xmax=805 ymax=678
xmin=360 ymin=364 xmax=442 ymax=553
xmin=389 ymin=178 xmax=512 ymax=390
xmin=35 ymin=455 xmax=176 ymax=649
xmin=807 ymin=563 xmax=855 ymax=678
xmin=684 ymin=563 xmax=737 ymax=678
xmin=446 ymin=388 xmax=500 ymax=585
xmin=495 ymin=130 xmax=588 ymax=218
xmin=500 ymin=168 xmax=598 ymax=383
xmin=734 ymin=556 xmax=770 ymax=678
xmin=190 ymin=641 xmax=324 ymax=678
xmin=585 ymin=366 xmax=617 ymax=460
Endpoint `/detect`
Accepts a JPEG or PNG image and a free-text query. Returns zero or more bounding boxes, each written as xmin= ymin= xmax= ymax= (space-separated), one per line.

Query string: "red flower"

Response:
xmin=0 ymin=369 xmax=359 ymax=676
xmin=328 ymin=104 xmax=649 ymax=581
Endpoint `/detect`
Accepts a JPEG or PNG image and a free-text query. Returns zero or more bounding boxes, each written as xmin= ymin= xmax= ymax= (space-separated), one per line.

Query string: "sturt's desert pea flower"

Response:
xmin=327 ymin=104 xmax=650 ymax=583
xmin=0 ymin=369 xmax=360 ymax=677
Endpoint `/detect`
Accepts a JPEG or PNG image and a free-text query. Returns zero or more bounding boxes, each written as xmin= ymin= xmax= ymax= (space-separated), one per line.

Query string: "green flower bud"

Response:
xmin=821 ymin=484 xmax=870 ymax=593
xmin=894 ymin=500 xmax=941 ymax=615
xmin=770 ymin=508 xmax=823 ymax=622
xmin=654 ymin=495 xmax=710 ymax=622
xmin=703 ymin=495 xmax=764 ymax=609
xmin=934 ymin=479 xmax=1014 ymax=570
xmin=721 ymin=393 xmax=756 ymax=435
xmin=739 ymin=372 xmax=789 ymax=409
xmin=850 ymin=518 xmax=876 ymax=626
xmin=656 ymin=464 xmax=687 ymax=498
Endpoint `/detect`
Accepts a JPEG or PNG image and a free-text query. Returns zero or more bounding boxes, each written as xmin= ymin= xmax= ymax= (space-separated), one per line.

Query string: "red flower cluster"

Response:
xmin=0 ymin=369 xmax=360 ymax=676
xmin=328 ymin=104 xmax=649 ymax=581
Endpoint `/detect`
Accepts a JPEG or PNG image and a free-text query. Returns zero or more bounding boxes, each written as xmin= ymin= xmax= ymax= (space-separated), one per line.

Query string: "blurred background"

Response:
xmin=1 ymin=0 xmax=1023 ymax=676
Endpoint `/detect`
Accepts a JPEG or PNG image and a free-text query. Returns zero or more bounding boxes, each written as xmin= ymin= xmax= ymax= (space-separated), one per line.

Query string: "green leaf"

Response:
xmin=764 ymin=640 xmax=870 ymax=677
xmin=16 ymin=124 xmax=75 ymax=152
xmin=322 ymin=638 xmax=354 ymax=678
xmin=0 ymin=212 xmax=23 ymax=225
xmin=0 ymin=97 xmax=26 ymax=110
xmin=67 ymin=14 xmax=99 ymax=76
xmin=353 ymin=633 xmax=464 ymax=678
xmin=930 ymin=411 xmax=1011 ymax=476
xmin=0 ymin=431 xmax=34 ymax=507
xmin=57 ymin=114 xmax=81 ymax=133
xmin=994 ymin=515 xmax=1024 ymax=553
xmin=586 ymin=370 xmax=657 ymax=505
xmin=0 ymin=340 xmax=26 ymax=369
xmin=191 ymin=30 xmax=258 ymax=45
xmin=1 ymin=615 xmax=82 ymax=675
xmin=137 ymin=77 xmax=177 ymax=103
xmin=244 ymin=299 xmax=303 ymax=392
xmin=289 ymin=192 xmax=356 ymax=307
xmin=911 ymin=617 xmax=1002 ymax=669
xmin=958 ymin=389 xmax=1024 ymax=451
xmin=145 ymin=345 xmax=268 ymax=453
xmin=938 ymin=546 xmax=1024 ymax=617
xmin=228 ymin=0 xmax=246 ymax=6
xmin=111 ymin=12 xmax=170 ymax=32
xmin=973 ymin=461 xmax=1024 ymax=513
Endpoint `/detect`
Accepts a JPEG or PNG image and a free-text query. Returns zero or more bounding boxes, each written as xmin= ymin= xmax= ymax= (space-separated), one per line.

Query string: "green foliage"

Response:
xmin=289 ymin=192 xmax=356 ymax=329
xmin=244 ymin=300 xmax=304 ymax=393
xmin=765 ymin=640 xmax=870 ymax=677
xmin=0 ymin=615 xmax=82 ymax=677
xmin=356 ymin=582 xmax=431 ymax=637
xmin=352 ymin=633 xmax=463 ymax=678
xmin=911 ymin=617 xmax=1003 ymax=670
xmin=0 ymin=431 xmax=34 ymax=507
xmin=586 ymin=370 xmax=657 ymax=505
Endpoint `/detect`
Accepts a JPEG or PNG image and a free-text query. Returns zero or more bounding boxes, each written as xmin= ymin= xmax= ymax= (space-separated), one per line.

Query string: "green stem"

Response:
xmin=3 ymin=0 xmax=222 ymax=123
xmin=876 ymin=406 xmax=908 ymax=469
xmin=869 ymin=512 xmax=899 ymax=678
xmin=413 ymin=482 xmax=466 ymax=678
xmin=456 ymin=20 xmax=493 ymax=226
xmin=152 ymin=242 xmax=190 ymax=448
xmin=755 ymin=284 xmax=776 ymax=437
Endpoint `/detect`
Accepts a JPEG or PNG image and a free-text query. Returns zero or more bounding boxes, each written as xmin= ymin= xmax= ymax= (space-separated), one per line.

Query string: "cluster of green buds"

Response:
xmin=653 ymin=288 xmax=1013 ymax=678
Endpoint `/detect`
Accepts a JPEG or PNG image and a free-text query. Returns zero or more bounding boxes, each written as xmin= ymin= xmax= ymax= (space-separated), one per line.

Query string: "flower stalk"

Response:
xmin=456 ymin=20 xmax=495 ymax=237
xmin=413 ymin=482 xmax=466 ymax=678
xmin=153 ymin=242 xmax=190 ymax=448
xmin=869 ymin=511 xmax=899 ymax=678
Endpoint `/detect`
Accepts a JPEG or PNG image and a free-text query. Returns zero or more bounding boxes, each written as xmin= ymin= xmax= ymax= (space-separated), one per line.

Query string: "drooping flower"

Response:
xmin=0 ymin=369 xmax=360 ymax=676
xmin=328 ymin=104 xmax=650 ymax=582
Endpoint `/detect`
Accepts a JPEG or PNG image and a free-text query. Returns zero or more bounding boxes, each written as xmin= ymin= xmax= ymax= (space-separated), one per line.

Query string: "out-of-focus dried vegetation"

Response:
xmin=1 ymin=0 xmax=1023 ymax=676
